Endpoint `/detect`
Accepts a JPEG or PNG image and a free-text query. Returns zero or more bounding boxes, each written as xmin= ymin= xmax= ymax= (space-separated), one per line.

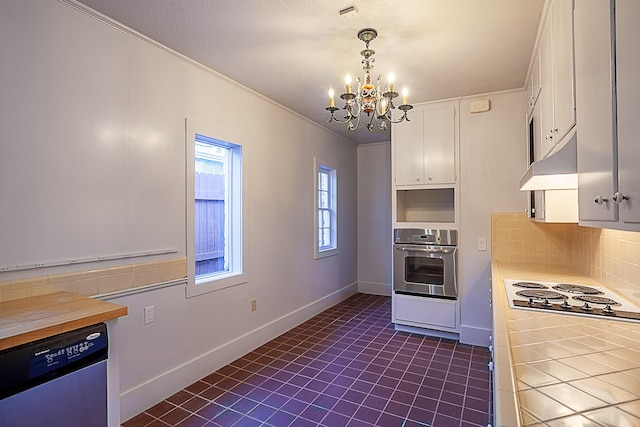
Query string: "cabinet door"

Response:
xmin=574 ymin=0 xmax=617 ymax=222
xmin=423 ymin=106 xmax=456 ymax=184
xmin=616 ymin=0 xmax=640 ymax=224
xmin=393 ymin=113 xmax=424 ymax=185
xmin=551 ymin=0 xmax=576 ymax=142
xmin=530 ymin=51 xmax=541 ymax=108
xmin=539 ymin=14 xmax=556 ymax=158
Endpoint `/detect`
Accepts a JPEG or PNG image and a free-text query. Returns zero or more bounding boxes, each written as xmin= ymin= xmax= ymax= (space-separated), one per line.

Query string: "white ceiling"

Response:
xmin=76 ymin=0 xmax=545 ymax=144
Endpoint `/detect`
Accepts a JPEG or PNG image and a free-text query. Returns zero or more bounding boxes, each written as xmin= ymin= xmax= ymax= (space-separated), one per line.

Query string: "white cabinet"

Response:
xmin=537 ymin=0 xmax=576 ymax=159
xmin=575 ymin=0 xmax=640 ymax=229
xmin=615 ymin=0 xmax=640 ymax=225
xmin=526 ymin=52 xmax=541 ymax=114
xmin=393 ymin=104 xmax=456 ymax=186
xmin=392 ymin=293 xmax=459 ymax=332
xmin=551 ymin=0 xmax=576 ymax=144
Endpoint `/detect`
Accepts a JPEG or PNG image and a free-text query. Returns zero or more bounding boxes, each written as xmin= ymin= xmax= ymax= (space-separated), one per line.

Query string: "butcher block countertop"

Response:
xmin=0 ymin=292 xmax=127 ymax=351
xmin=492 ymin=261 xmax=640 ymax=427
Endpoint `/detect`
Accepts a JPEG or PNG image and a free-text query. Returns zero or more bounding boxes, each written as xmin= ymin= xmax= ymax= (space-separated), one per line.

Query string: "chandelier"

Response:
xmin=326 ymin=28 xmax=413 ymax=131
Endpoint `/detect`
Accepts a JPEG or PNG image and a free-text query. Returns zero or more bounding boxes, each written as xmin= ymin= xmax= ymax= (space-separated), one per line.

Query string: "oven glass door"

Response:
xmin=393 ymin=244 xmax=457 ymax=299
xmin=405 ymin=256 xmax=444 ymax=285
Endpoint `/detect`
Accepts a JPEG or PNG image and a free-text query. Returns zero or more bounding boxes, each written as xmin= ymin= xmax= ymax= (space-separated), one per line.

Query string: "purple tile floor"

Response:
xmin=122 ymin=293 xmax=491 ymax=427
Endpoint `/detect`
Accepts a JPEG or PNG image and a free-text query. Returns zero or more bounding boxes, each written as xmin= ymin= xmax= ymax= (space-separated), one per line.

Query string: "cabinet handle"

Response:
xmin=612 ymin=192 xmax=629 ymax=204
xmin=428 ymin=177 xmax=433 ymax=181
xmin=594 ymin=196 xmax=608 ymax=205
xmin=488 ymin=361 xmax=494 ymax=371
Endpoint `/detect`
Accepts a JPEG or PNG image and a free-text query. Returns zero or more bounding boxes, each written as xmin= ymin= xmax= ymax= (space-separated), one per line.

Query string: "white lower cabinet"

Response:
xmin=392 ymin=293 xmax=459 ymax=332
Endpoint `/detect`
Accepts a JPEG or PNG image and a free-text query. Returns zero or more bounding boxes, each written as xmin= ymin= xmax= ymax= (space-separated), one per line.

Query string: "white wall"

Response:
xmin=357 ymin=142 xmax=392 ymax=295
xmin=1 ymin=0 xmax=358 ymax=422
xmin=459 ymin=90 xmax=528 ymax=345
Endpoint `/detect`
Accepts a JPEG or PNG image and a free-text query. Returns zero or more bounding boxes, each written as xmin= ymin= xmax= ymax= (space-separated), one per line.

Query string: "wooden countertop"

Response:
xmin=0 ymin=292 xmax=127 ymax=351
xmin=492 ymin=262 xmax=640 ymax=426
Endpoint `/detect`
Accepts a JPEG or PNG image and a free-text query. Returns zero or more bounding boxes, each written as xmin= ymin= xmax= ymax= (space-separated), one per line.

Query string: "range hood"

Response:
xmin=519 ymin=130 xmax=578 ymax=191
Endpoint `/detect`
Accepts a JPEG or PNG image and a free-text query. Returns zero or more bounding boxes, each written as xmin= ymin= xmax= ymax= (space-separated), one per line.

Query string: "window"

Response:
xmin=186 ymin=121 xmax=246 ymax=297
xmin=315 ymin=159 xmax=337 ymax=258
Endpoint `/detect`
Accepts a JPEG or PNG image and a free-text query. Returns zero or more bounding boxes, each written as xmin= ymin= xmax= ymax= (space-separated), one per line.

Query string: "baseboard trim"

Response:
xmin=459 ymin=324 xmax=491 ymax=347
xmin=394 ymin=323 xmax=460 ymax=341
xmin=119 ymin=282 xmax=358 ymax=422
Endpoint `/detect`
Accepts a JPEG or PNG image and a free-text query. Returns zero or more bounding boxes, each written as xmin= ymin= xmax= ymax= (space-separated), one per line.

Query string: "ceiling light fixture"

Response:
xmin=326 ymin=28 xmax=413 ymax=131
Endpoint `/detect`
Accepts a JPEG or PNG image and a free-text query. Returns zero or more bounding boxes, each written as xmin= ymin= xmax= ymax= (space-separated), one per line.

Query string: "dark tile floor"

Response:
xmin=122 ymin=293 xmax=491 ymax=427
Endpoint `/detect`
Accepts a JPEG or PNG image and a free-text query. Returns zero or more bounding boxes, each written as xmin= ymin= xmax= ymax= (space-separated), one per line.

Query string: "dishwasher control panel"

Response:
xmin=0 ymin=323 xmax=108 ymax=398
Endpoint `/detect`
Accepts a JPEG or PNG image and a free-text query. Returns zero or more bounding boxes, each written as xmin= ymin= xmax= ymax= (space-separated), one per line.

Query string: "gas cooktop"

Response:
xmin=503 ymin=279 xmax=640 ymax=323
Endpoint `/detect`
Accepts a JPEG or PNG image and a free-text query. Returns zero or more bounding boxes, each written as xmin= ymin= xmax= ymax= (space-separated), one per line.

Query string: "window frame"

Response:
xmin=186 ymin=119 xmax=247 ymax=297
xmin=314 ymin=158 xmax=338 ymax=259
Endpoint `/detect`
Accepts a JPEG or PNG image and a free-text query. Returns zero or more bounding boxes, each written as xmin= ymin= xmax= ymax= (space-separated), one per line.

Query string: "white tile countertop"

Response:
xmin=491 ymin=261 xmax=640 ymax=427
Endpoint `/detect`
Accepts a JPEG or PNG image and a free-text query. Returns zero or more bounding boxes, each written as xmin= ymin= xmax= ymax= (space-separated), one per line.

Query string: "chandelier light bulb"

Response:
xmin=328 ymin=88 xmax=335 ymax=107
xmin=402 ymin=87 xmax=408 ymax=105
xmin=381 ymin=98 xmax=388 ymax=114
xmin=388 ymin=73 xmax=395 ymax=92
xmin=345 ymin=75 xmax=352 ymax=93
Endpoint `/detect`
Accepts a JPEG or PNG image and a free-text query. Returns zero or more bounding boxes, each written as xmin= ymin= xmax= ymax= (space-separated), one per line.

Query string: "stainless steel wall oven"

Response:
xmin=393 ymin=229 xmax=458 ymax=299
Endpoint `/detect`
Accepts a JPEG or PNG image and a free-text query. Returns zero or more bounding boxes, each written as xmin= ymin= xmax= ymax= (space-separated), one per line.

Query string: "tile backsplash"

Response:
xmin=492 ymin=212 xmax=640 ymax=303
xmin=0 ymin=258 xmax=186 ymax=302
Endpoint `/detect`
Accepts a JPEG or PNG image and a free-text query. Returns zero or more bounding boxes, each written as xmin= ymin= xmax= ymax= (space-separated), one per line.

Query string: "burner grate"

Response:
xmin=516 ymin=290 xmax=567 ymax=300
xmin=552 ymin=283 xmax=603 ymax=295
xmin=573 ymin=295 xmax=620 ymax=306
xmin=513 ymin=282 xmax=548 ymax=289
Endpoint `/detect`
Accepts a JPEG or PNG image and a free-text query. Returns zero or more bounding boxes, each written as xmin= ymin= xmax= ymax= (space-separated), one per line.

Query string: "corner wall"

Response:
xmin=357 ymin=142 xmax=392 ymax=296
xmin=458 ymin=90 xmax=529 ymax=346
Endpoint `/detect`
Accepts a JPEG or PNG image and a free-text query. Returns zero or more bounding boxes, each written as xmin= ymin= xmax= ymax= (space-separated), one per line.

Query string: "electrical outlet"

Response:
xmin=144 ymin=305 xmax=155 ymax=324
xmin=478 ymin=238 xmax=487 ymax=251
xmin=251 ymin=299 xmax=257 ymax=312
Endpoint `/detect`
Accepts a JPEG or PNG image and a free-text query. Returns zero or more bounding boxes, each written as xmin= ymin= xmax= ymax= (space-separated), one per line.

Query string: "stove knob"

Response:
xmin=528 ymin=298 xmax=534 ymax=307
xmin=542 ymin=298 xmax=552 ymax=307
xmin=581 ymin=302 xmax=592 ymax=311
xmin=561 ymin=301 xmax=571 ymax=309
xmin=603 ymin=304 xmax=614 ymax=314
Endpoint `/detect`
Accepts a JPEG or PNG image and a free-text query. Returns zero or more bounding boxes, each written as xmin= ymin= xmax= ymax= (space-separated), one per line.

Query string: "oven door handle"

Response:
xmin=395 ymin=246 xmax=455 ymax=254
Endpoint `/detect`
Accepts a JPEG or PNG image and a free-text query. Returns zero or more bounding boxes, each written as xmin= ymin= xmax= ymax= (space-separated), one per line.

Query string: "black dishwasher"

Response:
xmin=0 ymin=323 xmax=108 ymax=427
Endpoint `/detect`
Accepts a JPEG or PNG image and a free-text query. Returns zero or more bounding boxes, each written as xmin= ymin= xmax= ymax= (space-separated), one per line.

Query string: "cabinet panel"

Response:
xmin=393 ymin=105 xmax=456 ymax=186
xmin=616 ymin=0 xmax=640 ymax=224
xmin=551 ymin=0 xmax=576 ymax=142
xmin=539 ymin=15 xmax=556 ymax=158
xmin=527 ymin=52 xmax=541 ymax=113
xmin=394 ymin=115 xmax=424 ymax=186
xmin=423 ymin=107 xmax=456 ymax=184
xmin=536 ymin=0 xmax=576 ymax=159
xmin=394 ymin=293 xmax=457 ymax=329
xmin=574 ymin=0 xmax=617 ymax=222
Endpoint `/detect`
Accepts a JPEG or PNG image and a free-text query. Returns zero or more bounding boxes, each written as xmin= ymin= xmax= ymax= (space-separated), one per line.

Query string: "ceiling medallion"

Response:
xmin=326 ymin=28 xmax=413 ymax=131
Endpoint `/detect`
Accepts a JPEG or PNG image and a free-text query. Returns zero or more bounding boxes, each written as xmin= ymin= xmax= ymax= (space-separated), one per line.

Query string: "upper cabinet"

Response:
xmin=391 ymin=100 xmax=459 ymax=228
xmin=393 ymin=103 xmax=456 ymax=186
xmin=575 ymin=0 xmax=640 ymax=230
xmin=534 ymin=0 xmax=576 ymax=159
xmin=615 ymin=0 xmax=640 ymax=226
xmin=526 ymin=52 xmax=541 ymax=115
